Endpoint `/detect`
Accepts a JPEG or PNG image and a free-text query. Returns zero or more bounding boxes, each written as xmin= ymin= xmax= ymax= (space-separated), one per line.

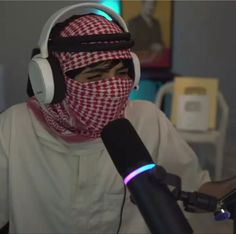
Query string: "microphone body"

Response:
xmin=127 ymin=170 xmax=192 ymax=233
xmin=101 ymin=118 xmax=193 ymax=234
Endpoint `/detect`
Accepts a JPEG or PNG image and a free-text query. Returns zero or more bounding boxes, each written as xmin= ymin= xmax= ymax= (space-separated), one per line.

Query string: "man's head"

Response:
xmin=141 ymin=0 xmax=157 ymax=18
xmin=27 ymin=3 xmax=141 ymax=142
xmin=29 ymin=3 xmax=141 ymax=104
xmin=28 ymin=12 xmax=138 ymax=141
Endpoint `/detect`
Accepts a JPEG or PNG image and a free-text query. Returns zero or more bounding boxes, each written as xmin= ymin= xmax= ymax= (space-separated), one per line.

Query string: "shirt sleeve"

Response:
xmin=0 ymin=113 xmax=9 ymax=228
xmin=156 ymin=110 xmax=211 ymax=192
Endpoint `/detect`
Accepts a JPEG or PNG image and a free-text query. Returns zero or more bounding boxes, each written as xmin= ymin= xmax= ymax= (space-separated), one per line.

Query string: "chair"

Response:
xmin=155 ymin=81 xmax=229 ymax=180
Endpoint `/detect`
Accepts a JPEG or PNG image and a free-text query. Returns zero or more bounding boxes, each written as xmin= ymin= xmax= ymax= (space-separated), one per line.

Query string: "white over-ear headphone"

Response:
xmin=28 ymin=2 xmax=140 ymax=104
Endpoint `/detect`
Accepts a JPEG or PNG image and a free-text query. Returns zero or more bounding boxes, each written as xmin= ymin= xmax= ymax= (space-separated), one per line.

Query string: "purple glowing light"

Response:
xmin=124 ymin=164 xmax=156 ymax=185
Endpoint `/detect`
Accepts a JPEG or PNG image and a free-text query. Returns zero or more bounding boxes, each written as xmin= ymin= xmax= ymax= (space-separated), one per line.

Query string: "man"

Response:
xmin=0 ymin=6 xmax=235 ymax=234
xmin=128 ymin=0 xmax=165 ymax=65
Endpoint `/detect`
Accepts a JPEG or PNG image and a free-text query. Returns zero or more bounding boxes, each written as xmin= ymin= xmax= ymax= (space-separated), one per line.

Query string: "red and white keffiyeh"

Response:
xmin=27 ymin=14 xmax=133 ymax=142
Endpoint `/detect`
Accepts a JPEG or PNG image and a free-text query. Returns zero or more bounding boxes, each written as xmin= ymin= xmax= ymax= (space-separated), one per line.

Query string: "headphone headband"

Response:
xmin=39 ymin=2 xmax=128 ymax=58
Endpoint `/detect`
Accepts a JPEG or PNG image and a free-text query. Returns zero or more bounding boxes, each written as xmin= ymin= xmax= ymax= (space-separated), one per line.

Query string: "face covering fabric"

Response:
xmin=27 ymin=76 xmax=133 ymax=142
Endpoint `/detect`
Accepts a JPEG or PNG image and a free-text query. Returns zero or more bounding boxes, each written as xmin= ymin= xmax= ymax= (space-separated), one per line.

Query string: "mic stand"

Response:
xmin=149 ymin=166 xmax=235 ymax=221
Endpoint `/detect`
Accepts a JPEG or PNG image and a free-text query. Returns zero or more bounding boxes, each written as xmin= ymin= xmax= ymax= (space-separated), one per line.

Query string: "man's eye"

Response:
xmin=117 ymin=70 xmax=129 ymax=76
xmin=86 ymin=74 xmax=102 ymax=80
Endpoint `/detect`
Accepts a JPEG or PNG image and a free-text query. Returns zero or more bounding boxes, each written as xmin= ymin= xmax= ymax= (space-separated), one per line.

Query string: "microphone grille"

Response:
xmin=101 ymin=118 xmax=154 ymax=178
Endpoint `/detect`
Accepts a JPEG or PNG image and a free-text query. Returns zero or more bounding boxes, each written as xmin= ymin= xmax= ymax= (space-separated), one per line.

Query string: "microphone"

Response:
xmin=101 ymin=118 xmax=193 ymax=234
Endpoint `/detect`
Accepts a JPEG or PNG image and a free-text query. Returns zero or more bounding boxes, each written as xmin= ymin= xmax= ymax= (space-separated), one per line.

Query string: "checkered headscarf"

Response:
xmin=27 ymin=14 xmax=133 ymax=142
xmin=53 ymin=14 xmax=132 ymax=73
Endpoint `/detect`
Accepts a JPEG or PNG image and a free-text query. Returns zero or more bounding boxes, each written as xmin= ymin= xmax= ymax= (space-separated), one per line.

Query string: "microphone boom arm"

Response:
xmin=149 ymin=165 xmax=234 ymax=221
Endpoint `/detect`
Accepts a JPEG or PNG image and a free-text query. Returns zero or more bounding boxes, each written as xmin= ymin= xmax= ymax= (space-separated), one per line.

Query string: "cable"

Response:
xmin=116 ymin=185 xmax=127 ymax=234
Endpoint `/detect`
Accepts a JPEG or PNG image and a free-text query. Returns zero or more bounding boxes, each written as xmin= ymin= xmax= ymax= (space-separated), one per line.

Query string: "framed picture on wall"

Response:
xmin=121 ymin=0 xmax=173 ymax=70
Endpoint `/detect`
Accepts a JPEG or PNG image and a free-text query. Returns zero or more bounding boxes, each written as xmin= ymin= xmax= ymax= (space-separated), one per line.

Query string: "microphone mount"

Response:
xmin=146 ymin=165 xmax=235 ymax=221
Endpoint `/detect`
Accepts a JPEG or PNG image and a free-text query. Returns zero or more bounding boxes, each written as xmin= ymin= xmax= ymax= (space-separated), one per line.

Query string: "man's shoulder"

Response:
xmin=127 ymin=99 xmax=157 ymax=111
xmin=0 ymin=103 xmax=30 ymax=150
xmin=125 ymin=100 xmax=171 ymax=130
xmin=125 ymin=100 xmax=162 ymax=122
xmin=1 ymin=103 xmax=27 ymax=116
xmin=0 ymin=103 xmax=28 ymax=126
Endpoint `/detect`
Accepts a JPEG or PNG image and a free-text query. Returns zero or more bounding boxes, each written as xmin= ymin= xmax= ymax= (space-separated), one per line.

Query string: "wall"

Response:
xmin=0 ymin=0 xmax=96 ymax=110
xmin=172 ymin=1 xmax=236 ymax=155
xmin=0 ymin=1 xmax=236 ymax=154
xmin=0 ymin=65 xmax=6 ymax=111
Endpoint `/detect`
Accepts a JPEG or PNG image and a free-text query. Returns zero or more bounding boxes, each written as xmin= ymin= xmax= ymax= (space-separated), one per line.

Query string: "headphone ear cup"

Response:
xmin=47 ymin=55 xmax=66 ymax=104
xmin=27 ymin=48 xmax=41 ymax=98
xmin=28 ymin=55 xmax=55 ymax=104
xmin=28 ymin=55 xmax=66 ymax=104
xmin=130 ymin=52 xmax=141 ymax=90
